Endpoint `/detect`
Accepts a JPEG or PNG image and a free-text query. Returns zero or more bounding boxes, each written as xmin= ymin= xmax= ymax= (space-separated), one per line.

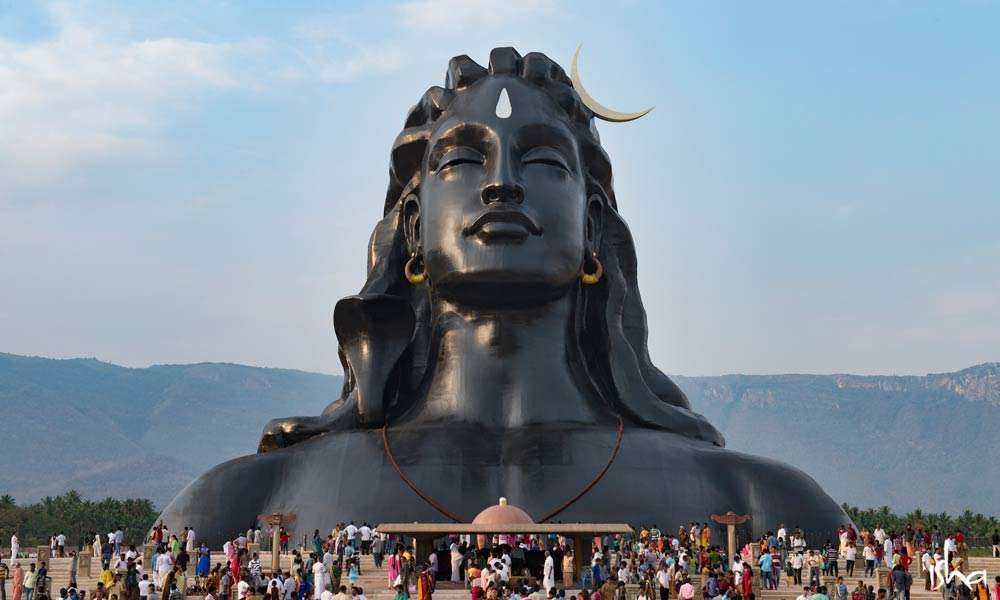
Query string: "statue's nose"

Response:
xmin=481 ymin=182 xmax=524 ymax=204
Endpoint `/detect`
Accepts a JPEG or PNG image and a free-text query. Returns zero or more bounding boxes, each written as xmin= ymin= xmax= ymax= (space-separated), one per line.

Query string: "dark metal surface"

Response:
xmin=158 ymin=47 xmax=849 ymax=544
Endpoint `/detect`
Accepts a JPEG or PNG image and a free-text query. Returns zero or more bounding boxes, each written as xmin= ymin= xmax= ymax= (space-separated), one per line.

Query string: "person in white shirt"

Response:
xmin=359 ymin=524 xmax=373 ymax=555
xmin=283 ymin=574 xmax=297 ymax=600
xmin=790 ymin=552 xmax=804 ymax=585
xmin=542 ymin=551 xmax=555 ymax=592
xmin=237 ymin=579 xmax=250 ymax=600
xmin=591 ymin=548 xmax=603 ymax=567
xmin=313 ymin=560 xmax=329 ymax=598
xmin=10 ymin=533 xmax=20 ymax=561
xmin=732 ymin=557 xmax=744 ymax=586
xmin=345 ymin=522 xmax=358 ymax=548
xmin=863 ymin=544 xmax=876 ymax=576
xmin=796 ymin=587 xmax=812 ymax=600
xmin=57 ymin=532 xmax=67 ymax=557
xmin=156 ymin=551 xmax=174 ymax=588
xmin=844 ymin=544 xmax=857 ymax=576
xmin=883 ymin=538 xmax=893 ymax=568
xmin=656 ymin=563 xmax=671 ymax=600
xmin=874 ymin=528 xmax=886 ymax=545
xmin=449 ymin=541 xmax=463 ymax=583
xmin=139 ymin=574 xmax=154 ymax=600
xmin=186 ymin=528 xmax=197 ymax=553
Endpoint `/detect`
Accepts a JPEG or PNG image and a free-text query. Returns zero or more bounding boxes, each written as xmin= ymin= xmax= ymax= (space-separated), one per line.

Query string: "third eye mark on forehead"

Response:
xmin=429 ymin=122 xmax=577 ymax=170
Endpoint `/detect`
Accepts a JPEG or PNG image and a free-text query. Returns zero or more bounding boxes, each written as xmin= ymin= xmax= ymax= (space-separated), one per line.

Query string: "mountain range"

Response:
xmin=1 ymin=352 xmax=997 ymax=514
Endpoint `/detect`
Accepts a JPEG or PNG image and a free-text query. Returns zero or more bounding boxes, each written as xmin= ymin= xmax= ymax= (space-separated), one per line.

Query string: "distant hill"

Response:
xmin=676 ymin=363 xmax=1000 ymax=515
xmin=0 ymin=353 xmax=340 ymax=507
xmin=1 ymin=352 xmax=997 ymax=514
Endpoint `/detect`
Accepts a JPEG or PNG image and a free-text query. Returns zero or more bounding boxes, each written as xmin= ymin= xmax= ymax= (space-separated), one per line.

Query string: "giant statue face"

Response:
xmin=406 ymin=76 xmax=600 ymax=305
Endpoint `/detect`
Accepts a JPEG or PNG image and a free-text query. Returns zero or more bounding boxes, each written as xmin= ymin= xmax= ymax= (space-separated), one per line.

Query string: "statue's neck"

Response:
xmin=404 ymin=292 xmax=607 ymax=429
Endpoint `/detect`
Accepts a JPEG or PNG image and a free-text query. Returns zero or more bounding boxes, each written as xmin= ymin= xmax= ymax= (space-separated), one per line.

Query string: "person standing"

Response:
xmin=9 ymin=534 xmax=19 ymax=563
xmin=446 ymin=540 xmax=462 ymax=584
xmin=69 ymin=552 xmax=79 ymax=589
xmin=844 ymin=543 xmax=856 ymax=577
xmin=23 ymin=564 xmax=37 ymax=600
xmin=12 ymin=564 xmax=24 ymax=600
xmin=561 ymin=550 xmax=575 ymax=589
xmin=372 ymin=537 xmax=384 ymax=570
xmin=791 ymin=551 xmax=804 ymax=585
xmin=359 ymin=525 xmax=372 ymax=556
xmin=186 ymin=529 xmax=196 ymax=555
xmin=655 ymin=562 xmax=670 ymax=600
xmin=542 ymin=552 xmax=555 ymax=593
xmin=387 ymin=549 xmax=401 ymax=589
xmin=759 ymin=549 xmax=774 ymax=590
xmin=312 ymin=557 xmax=328 ymax=598
xmin=416 ymin=565 xmax=433 ymax=600
xmin=807 ymin=551 xmax=822 ymax=588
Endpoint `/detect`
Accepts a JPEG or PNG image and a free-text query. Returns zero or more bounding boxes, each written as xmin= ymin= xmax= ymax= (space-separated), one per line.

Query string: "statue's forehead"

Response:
xmin=429 ymin=76 xmax=574 ymax=144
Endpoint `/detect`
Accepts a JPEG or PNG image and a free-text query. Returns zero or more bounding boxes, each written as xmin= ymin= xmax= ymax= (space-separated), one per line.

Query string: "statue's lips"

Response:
xmin=463 ymin=208 xmax=542 ymax=242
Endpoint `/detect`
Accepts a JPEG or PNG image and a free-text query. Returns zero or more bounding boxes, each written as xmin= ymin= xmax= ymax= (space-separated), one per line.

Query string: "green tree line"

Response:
xmin=842 ymin=503 xmax=1000 ymax=542
xmin=0 ymin=491 xmax=158 ymax=548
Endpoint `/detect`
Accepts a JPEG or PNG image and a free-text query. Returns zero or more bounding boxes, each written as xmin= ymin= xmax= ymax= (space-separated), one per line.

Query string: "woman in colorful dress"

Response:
xmin=387 ymin=548 xmax=401 ymax=589
xmin=12 ymin=563 xmax=24 ymax=600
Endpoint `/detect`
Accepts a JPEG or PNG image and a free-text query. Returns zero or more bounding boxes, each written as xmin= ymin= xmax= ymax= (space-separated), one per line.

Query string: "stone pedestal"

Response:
xmin=36 ymin=547 xmax=50 ymax=561
xmin=144 ymin=545 xmax=155 ymax=566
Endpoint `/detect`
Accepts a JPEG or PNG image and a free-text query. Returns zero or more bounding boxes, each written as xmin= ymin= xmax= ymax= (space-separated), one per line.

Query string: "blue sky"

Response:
xmin=1 ymin=1 xmax=997 ymax=376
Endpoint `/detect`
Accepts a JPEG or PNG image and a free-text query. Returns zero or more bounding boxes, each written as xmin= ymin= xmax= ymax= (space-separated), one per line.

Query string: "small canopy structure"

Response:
xmin=378 ymin=498 xmax=633 ymax=579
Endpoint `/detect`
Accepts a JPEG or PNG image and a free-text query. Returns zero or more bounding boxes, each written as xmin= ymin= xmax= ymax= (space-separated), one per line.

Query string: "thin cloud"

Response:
xmin=0 ymin=5 xmax=251 ymax=200
xmin=397 ymin=0 xmax=557 ymax=30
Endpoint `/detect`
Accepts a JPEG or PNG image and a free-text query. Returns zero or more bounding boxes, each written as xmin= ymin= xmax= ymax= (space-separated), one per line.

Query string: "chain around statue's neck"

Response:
xmin=380 ymin=415 xmax=625 ymax=524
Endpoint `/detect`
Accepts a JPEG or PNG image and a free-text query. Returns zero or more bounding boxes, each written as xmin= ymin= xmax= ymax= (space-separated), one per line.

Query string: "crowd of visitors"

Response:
xmin=2 ymin=522 xmax=999 ymax=600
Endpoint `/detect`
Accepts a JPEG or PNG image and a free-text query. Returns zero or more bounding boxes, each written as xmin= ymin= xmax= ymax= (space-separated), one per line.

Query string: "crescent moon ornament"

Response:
xmin=570 ymin=45 xmax=654 ymax=123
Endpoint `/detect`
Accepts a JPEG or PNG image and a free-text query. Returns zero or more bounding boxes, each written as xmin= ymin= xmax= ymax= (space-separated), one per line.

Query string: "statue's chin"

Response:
xmin=431 ymin=270 xmax=575 ymax=307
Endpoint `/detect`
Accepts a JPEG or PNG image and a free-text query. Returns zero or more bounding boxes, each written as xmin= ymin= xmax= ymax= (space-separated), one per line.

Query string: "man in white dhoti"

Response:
xmin=312 ymin=559 xmax=328 ymax=598
xmin=156 ymin=549 xmax=174 ymax=588
xmin=9 ymin=533 xmax=19 ymax=561
xmin=542 ymin=551 xmax=555 ymax=592
xmin=449 ymin=541 xmax=463 ymax=583
xmin=186 ymin=528 xmax=196 ymax=553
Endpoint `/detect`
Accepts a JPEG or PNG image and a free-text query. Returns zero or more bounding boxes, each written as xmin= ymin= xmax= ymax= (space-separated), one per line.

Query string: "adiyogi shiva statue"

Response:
xmin=158 ymin=47 xmax=849 ymax=544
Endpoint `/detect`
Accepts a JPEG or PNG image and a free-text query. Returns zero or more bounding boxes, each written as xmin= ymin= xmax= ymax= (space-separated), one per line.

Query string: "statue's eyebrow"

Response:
xmin=428 ymin=123 xmax=492 ymax=166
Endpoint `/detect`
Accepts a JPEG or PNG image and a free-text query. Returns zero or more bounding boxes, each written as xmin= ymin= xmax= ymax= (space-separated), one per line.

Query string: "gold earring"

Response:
xmin=580 ymin=252 xmax=603 ymax=285
xmin=404 ymin=253 xmax=427 ymax=284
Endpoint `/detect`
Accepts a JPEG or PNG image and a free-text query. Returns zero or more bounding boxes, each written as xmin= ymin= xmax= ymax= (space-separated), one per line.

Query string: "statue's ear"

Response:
xmin=403 ymin=193 xmax=421 ymax=253
xmin=586 ymin=193 xmax=604 ymax=251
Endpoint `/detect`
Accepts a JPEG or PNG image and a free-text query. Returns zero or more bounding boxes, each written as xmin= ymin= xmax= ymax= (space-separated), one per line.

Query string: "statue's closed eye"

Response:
xmin=522 ymin=147 xmax=570 ymax=172
xmin=435 ymin=147 xmax=485 ymax=172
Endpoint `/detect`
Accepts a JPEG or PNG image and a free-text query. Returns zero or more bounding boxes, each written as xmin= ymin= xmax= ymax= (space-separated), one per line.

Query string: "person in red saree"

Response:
xmin=742 ymin=566 xmax=753 ymax=599
xmin=416 ymin=565 xmax=434 ymax=600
